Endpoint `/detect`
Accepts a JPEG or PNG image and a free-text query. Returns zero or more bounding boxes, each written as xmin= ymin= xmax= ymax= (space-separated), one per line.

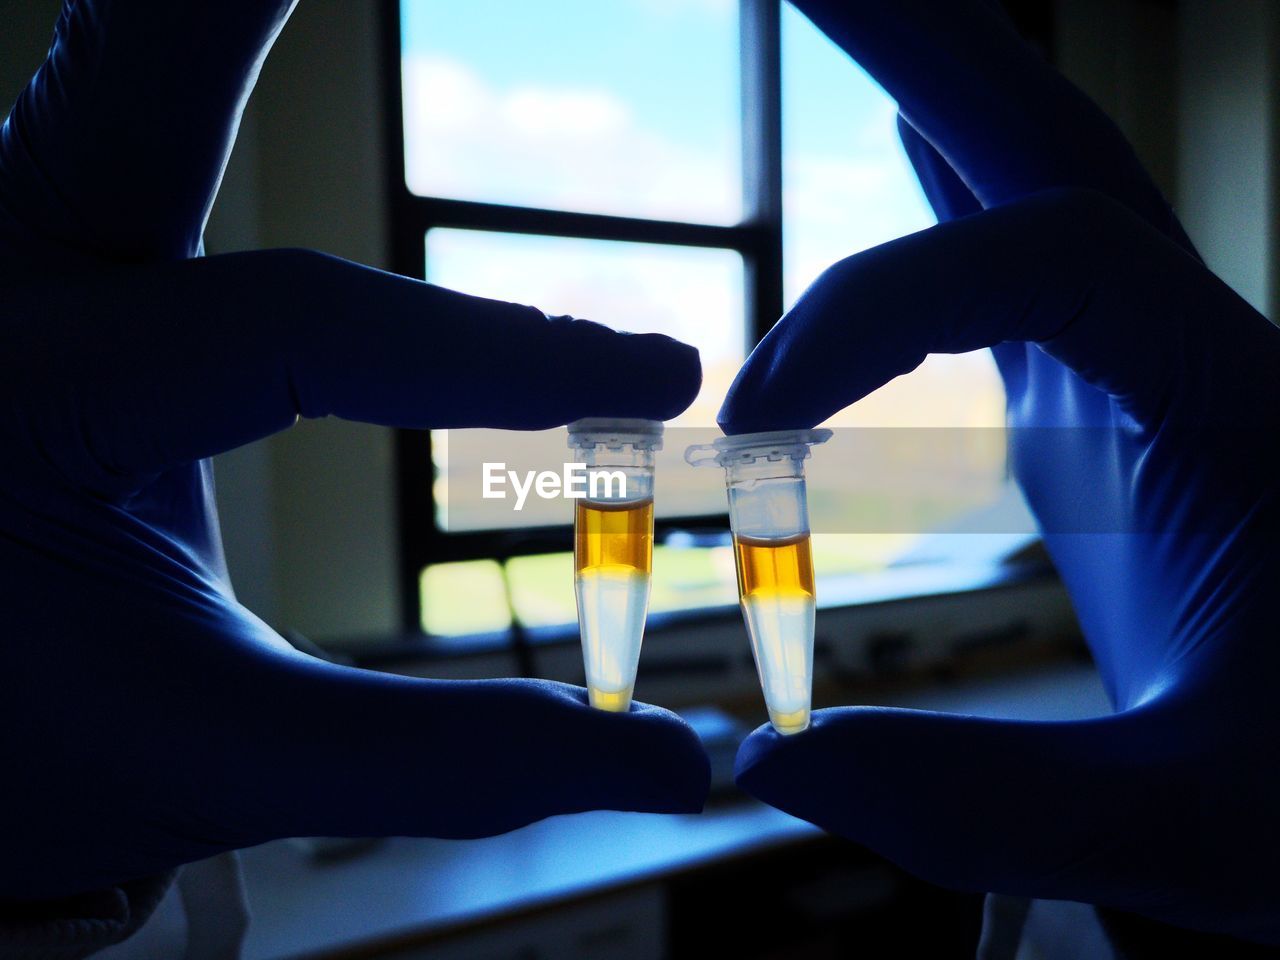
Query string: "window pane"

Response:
xmin=781 ymin=3 xmax=1004 ymax=432
xmin=782 ymin=4 xmax=1011 ymax=571
xmin=400 ymin=0 xmax=741 ymax=223
xmin=439 ymin=538 xmax=931 ymax=635
xmin=782 ymin=3 xmax=935 ymax=309
xmin=420 ymin=559 xmax=511 ymax=635
xmin=425 ymin=229 xmax=743 ymax=531
xmin=504 ymin=552 xmax=574 ymax=629
xmin=506 ymin=545 xmax=737 ymax=630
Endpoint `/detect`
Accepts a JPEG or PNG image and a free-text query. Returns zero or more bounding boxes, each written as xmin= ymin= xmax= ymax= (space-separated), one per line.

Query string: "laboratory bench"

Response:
xmin=240 ymin=661 xmax=1112 ymax=960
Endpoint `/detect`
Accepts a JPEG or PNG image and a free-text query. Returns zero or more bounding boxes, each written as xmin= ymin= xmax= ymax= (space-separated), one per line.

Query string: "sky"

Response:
xmin=395 ymin=0 xmax=1016 ymax=616
xmin=398 ymin=0 xmax=1007 ymax=523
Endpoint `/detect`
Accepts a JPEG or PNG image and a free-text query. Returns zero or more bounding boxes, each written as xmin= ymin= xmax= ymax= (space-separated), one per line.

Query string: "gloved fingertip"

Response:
xmin=648 ymin=706 xmax=713 ymax=813
xmin=638 ymin=334 xmax=702 ymax=422
xmin=715 ymin=350 xmax=818 ymax=436
xmin=716 ymin=383 xmax=767 ymax=436
xmin=687 ymin=739 xmax=714 ymax=813
xmin=535 ymin=315 xmax=702 ymax=423
xmin=732 ymin=721 xmax=783 ymax=787
xmin=715 ymin=412 xmax=760 ymax=437
xmin=573 ymin=695 xmax=712 ymax=814
xmin=716 ymin=399 xmax=804 ymax=437
xmin=733 ymin=713 xmax=836 ymax=808
xmin=578 ymin=331 xmax=702 ymax=422
xmin=661 ymin=334 xmax=701 ymax=372
xmin=736 ymin=733 xmax=812 ymax=816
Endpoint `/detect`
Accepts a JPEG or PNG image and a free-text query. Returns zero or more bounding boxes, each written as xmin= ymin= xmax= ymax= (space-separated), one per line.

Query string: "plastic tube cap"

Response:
xmin=684 ymin=429 xmax=832 ymax=468
xmin=567 ymin=418 xmax=665 ymax=452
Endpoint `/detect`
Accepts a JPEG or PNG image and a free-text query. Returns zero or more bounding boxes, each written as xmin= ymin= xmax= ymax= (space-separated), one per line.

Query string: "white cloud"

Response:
xmin=783 ymin=150 xmax=934 ymax=298
xmin=629 ymin=0 xmax=735 ymax=16
xmin=401 ymin=55 xmax=739 ymax=223
xmin=500 ymin=88 xmax=630 ymax=138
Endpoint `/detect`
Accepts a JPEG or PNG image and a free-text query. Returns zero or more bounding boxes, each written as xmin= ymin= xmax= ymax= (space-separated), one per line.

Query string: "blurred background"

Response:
xmin=2 ymin=0 xmax=1276 ymax=957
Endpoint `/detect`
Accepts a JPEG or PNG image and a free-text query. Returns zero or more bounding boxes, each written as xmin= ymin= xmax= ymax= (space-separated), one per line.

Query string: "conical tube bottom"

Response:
xmin=768 ymin=706 xmax=811 ymax=736
xmin=575 ymin=498 xmax=653 ymax=713
xmin=588 ymin=684 xmax=636 ymax=712
xmin=735 ymin=534 xmax=816 ymax=735
xmin=742 ymin=591 xmax=815 ymax=735
xmin=575 ymin=563 xmax=650 ymax=714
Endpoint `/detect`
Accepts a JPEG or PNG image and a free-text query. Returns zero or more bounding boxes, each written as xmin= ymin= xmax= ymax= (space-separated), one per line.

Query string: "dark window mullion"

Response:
xmin=405 ymin=195 xmax=756 ymax=251
xmin=382 ymin=0 xmax=432 ymax=631
xmin=740 ymin=0 xmax=784 ymax=346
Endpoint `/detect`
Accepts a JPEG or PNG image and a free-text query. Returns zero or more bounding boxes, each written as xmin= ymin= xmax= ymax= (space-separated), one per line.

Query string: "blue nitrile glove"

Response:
xmin=721 ymin=0 xmax=1280 ymax=946
xmin=0 ymin=0 xmax=709 ymax=914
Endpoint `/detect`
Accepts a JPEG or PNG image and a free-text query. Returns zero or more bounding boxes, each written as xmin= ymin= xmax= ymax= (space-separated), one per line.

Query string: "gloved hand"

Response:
xmin=0 ymin=0 xmax=708 ymax=909
xmin=721 ymin=0 xmax=1280 ymax=946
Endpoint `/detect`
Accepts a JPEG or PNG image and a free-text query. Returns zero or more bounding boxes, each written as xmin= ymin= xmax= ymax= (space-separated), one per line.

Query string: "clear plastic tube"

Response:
xmin=686 ymin=429 xmax=831 ymax=734
xmin=567 ymin=419 xmax=663 ymax=712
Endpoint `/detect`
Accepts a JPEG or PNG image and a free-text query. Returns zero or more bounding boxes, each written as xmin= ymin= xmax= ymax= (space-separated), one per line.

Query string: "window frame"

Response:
xmin=384 ymin=0 xmax=782 ymax=631
xmin=383 ymin=0 xmax=1053 ymax=634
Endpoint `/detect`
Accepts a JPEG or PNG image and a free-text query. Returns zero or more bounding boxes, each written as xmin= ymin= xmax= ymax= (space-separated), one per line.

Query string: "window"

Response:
xmin=390 ymin=1 xmax=1008 ymax=637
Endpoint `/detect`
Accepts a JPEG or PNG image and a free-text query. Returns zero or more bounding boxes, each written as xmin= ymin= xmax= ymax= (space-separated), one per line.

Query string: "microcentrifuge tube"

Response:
xmin=567 ymin=419 xmax=663 ymax=712
xmin=686 ymin=430 xmax=832 ymax=734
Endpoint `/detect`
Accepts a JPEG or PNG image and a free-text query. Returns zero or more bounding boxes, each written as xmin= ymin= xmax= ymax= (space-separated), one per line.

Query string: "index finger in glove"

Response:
xmin=718 ymin=188 xmax=1273 ymax=435
xmin=2 ymin=249 xmax=701 ymax=494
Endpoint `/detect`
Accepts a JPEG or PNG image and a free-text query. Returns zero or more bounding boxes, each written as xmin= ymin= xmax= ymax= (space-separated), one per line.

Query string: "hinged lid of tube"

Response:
xmin=684 ymin=428 xmax=832 ymax=468
xmin=567 ymin=418 xmax=664 ymax=452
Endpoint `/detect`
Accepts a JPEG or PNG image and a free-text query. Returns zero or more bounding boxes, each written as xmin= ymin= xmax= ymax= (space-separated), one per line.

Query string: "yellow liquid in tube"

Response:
xmin=575 ymin=498 xmax=653 ymax=711
xmin=734 ymin=533 xmax=816 ymax=734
